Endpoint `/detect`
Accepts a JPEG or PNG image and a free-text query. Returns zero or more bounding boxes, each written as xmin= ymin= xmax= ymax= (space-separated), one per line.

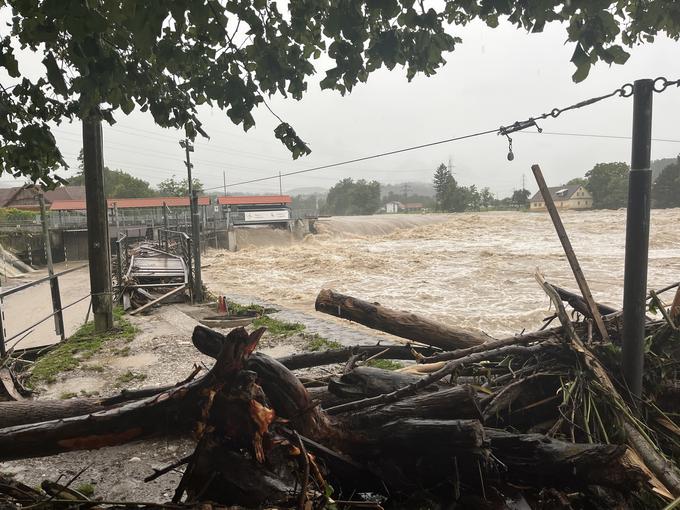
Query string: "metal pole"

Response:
xmin=182 ymin=138 xmax=203 ymax=302
xmin=622 ymin=78 xmax=654 ymax=398
xmin=191 ymin=191 xmax=203 ymax=301
xmin=278 ymin=171 xmax=282 ymax=196
xmin=113 ymin=203 xmax=120 ymax=240
xmin=223 ymin=170 xmax=227 ymax=196
xmin=163 ymin=201 xmax=168 ymax=251
xmin=39 ymin=193 xmax=65 ymax=341
xmin=0 ymin=297 xmax=6 ymax=356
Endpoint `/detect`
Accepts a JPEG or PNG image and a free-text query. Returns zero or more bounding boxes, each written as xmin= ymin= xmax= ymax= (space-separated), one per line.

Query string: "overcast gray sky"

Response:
xmin=2 ymin=17 xmax=680 ymax=197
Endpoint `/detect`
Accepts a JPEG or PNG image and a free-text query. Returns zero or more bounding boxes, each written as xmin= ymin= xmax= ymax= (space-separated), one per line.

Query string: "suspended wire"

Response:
xmin=518 ymin=131 xmax=680 ymax=143
xmin=202 ymin=128 xmax=500 ymax=191
xmin=205 ymin=76 xmax=679 ymax=191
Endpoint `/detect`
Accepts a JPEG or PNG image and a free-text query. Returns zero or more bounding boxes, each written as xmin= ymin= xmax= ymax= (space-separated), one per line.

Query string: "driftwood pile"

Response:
xmin=1 ymin=278 xmax=679 ymax=509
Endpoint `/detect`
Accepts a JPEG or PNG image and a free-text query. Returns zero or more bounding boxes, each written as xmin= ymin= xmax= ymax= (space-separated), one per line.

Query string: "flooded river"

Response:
xmin=202 ymin=209 xmax=680 ymax=338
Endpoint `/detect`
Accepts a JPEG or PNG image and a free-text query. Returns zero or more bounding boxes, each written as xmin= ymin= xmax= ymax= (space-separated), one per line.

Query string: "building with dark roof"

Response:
xmin=0 ymin=185 xmax=87 ymax=210
xmin=529 ymin=185 xmax=592 ymax=211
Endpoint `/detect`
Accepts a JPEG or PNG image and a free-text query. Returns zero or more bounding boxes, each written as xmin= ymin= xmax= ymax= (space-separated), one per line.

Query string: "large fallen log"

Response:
xmin=0 ymin=326 xmax=264 ymax=461
xmin=315 ymin=288 xmax=492 ymax=350
xmin=486 ymin=429 xmax=647 ymax=490
xmin=276 ymin=344 xmax=439 ymax=370
xmin=0 ymin=384 xmax=178 ymax=429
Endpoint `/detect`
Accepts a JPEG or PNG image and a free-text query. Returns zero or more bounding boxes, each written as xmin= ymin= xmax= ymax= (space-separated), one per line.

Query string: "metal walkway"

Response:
xmin=123 ymin=243 xmax=189 ymax=314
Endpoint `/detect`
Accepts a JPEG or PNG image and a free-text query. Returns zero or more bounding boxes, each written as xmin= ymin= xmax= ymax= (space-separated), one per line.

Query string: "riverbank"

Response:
xmin=0 ymin=294 xmax=406 ymax=502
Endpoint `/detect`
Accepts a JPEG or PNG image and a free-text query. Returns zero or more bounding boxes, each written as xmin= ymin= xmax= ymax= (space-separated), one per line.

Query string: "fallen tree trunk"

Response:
xmin=0 ymin=384 xmax=177 ymax=429
xmin=0 ymin=326 xmax=264 ymax=461
xmin=276 ymin=344 xmax=439 ymax=370
xmin=315 ymin=288 xmax=492 ymax=350
xmin=486 ymin=429 xmax=647 ymax=490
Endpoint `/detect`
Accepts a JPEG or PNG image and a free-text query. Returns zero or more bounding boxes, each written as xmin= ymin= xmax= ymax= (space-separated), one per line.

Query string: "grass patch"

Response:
xmin=75 ymin=483 xmax=95 ymax=497
xmin=226 ymin=300 xmax=277 ymax=316
xmin=83 ymin=364 xmax=105 ymax=373
xmin=29 ymin=307 xmax=138 ymax=386
xmin=252 ymin=316 xmax=305 ymax=337
xmin=116 ymin=370 xmax=147 ymax=385
xmin=365 ymin=359 xmax=403 ymax=371
xmin=306 ymin=334 xmax=342 ymax=351
xmin=59 ymin=391 xmax=78 ymax=400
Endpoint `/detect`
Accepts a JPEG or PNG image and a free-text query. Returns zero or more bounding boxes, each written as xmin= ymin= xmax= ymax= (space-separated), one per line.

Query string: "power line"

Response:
xmin=519 ymin=131 xmax=680 ymax=143
xmin=203 ymin=128 xmax=499 ymax=191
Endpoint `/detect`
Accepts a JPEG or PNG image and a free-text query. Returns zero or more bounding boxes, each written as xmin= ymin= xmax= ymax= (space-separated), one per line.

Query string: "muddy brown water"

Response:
xmin=203 ymin=209 xmax=680 ymax=337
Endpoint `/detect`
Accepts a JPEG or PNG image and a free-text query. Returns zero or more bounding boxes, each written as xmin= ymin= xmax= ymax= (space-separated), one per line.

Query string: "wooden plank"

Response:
xmin=531 ymin=164 xmax=611 ymax=343
xmin=129 ymin=285 xmax=186 ymax=315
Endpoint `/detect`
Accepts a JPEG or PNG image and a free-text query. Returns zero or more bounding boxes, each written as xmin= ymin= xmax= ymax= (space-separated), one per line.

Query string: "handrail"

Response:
xmin=0 ymin=263 xmax=88 ymax=298
xmin=3 ymin=293 xmax=91 ymax=346
xmin=157 ymin=228 xmax=190 ymax=239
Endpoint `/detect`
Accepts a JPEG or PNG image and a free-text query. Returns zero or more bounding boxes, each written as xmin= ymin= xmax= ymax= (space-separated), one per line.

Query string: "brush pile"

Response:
xmin=1 ymin=278 xmax=679 ymax=510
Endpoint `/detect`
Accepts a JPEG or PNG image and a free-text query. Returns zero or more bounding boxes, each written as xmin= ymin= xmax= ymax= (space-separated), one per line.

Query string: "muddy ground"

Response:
xmin=0 ymin=301 xmax=339 ymax=503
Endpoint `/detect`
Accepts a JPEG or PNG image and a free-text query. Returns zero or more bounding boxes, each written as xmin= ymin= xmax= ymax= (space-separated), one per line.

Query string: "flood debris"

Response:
xmin=1 ymin=276 xmax=679 ymax=509
xmin=120 ymin=244 xmax=189 ymax=314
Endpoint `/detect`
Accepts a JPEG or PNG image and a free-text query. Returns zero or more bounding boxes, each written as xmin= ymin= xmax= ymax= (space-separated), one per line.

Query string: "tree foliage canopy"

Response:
xmin=157 ymin=176 xmax=204 ymax=197
xmin=585 ymin=162 xmax=630 ymax=209
xmin=652 ymin=157 xmax=680 ymax=208
xmin=2 ymin=0 xmax=679 ymax=186
xmin=324 ymin=178 xmax=381 ymax=215
xmin=68 ymin=167 xmax=156 ymax=198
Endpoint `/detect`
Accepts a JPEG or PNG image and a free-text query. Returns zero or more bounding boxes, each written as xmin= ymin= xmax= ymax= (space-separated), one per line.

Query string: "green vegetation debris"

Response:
xmin=59 ymin=391 xmax=78 ymax=400
xmin=115 ymin=370 xmax=147 ymax=385
xmin=365 ymin=359 xmax=403 ymax=371
xmin=75 ymin=483 xmax=96 ymax=497
xmin=226 ymin=300 xmax=276 ymax=316
xmin=0 ymin=207 xmax=39 ymax=222
xmin=29 ymin=307 xmax=138 ymax=386
xmin=252 ymin=315 xmax=305 ymax=337
xmin=306 ymin=334 xmax=342 ymax=351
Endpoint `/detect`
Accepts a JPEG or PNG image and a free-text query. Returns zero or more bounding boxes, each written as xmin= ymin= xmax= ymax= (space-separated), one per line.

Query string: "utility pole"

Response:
xmin=622 ymin=79 xmax=654 ymax=398
xmin=522 ymin=174 xmax=526 ymax=191
xmin=278 ymin=171 xmax=283 ymax=196
xmin=223 ymin=171 xmax=227 ymax=196
xmin=83 ymin=116 xmax=113 ymax=332
xmin=39 ymin=192 xmax=65 ymax=341
xmin=180 ymin=138 xmax=203 ymax=302
xmin=402 ymin=182 xmax=409 ymax=210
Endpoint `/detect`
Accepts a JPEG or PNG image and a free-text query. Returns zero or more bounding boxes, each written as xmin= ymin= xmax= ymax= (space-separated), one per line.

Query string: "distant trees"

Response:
xmin=433 ymin=164 xmax=497 ymax=212
xmin=157 ymin=176 xmax=204 ymax=197
xmin=480 ymin=188 xmax=495 ymax=209
xmin=381 ymin=190 xmax=435 ymax=210
xmin=68 ymin=159 xmax=156 ymax=198
xmin=292 ymin=193 xmax=326 ymax=212
xmin=511 ymin=189 xmax=531 ymax=208
xmin=652 ymin=157 xmax=680 ymax=208
xmin=585 ymin=162 xmax=629 ymax=209
xmin=324 ymin=178 xmax=381 ymax=216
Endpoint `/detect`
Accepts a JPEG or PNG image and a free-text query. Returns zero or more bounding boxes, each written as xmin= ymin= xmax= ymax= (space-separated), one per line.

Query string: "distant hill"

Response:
xmin=380 ymin=181 xmax=434 ymax=198
xmin=652 ymin=157 xmax=679 ymax=181
xmin=287 ymin=186 xmax=327 ymax=196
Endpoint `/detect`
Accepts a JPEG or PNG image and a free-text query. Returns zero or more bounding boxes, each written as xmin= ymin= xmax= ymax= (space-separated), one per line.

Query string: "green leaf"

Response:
xmin=43 ymin=52 xmax=68 ymax=96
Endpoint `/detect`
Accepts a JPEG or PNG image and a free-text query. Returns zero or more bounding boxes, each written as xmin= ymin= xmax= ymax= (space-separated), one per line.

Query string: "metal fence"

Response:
xmin=0 ymin=263 xmax=90 ymax=356
xmin=154 ymin=229 xmax=194 ymax=297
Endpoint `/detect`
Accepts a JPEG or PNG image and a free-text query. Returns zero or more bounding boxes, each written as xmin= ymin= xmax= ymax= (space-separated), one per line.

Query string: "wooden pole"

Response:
xmin=82 ymin=116 xmax=113 ymax=332
xmin=39 ymin=193 xmax=65 ymax=341
xmin=531 ymin=164 xmax=610 ymax=343
xmin=129 ymin=285 xmax=186 ymax=315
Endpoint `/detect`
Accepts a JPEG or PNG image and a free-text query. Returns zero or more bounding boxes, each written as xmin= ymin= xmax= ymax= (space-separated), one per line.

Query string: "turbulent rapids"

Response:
xmin=203 ymin=209 xmax=680 ymax=337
